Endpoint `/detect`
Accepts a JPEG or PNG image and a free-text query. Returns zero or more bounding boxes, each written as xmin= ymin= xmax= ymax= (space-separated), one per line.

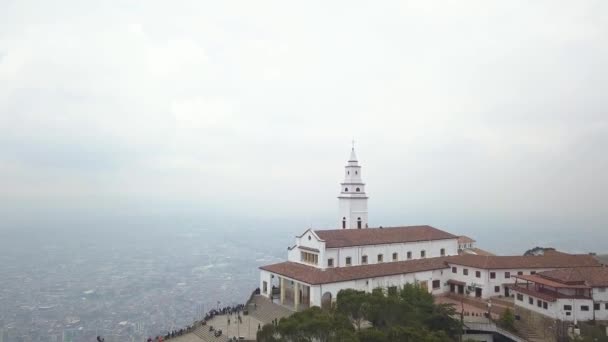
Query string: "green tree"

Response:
xmin=499 ymin=308 xmax=515 ymax=331
xmin=336 ymin=289 xmax=368 ymax=330
xmin=261 ymin=284 xmax=462 ymax=341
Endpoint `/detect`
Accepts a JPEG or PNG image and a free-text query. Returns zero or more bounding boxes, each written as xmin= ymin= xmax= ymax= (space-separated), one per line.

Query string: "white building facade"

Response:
xmin=257 ymin=147 xmax=602 ymax=314
xmin=512 ymin=267 xmax=608 ymax=322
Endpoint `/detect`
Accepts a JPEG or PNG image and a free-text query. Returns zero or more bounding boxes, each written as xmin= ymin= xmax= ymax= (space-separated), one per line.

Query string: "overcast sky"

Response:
xmin=1 ymin=1 xmax=606 ymax=246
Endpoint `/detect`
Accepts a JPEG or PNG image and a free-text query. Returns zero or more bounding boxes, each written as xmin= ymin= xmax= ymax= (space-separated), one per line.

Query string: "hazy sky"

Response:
xmin=1 ymin=1 xmax=607 ymax=245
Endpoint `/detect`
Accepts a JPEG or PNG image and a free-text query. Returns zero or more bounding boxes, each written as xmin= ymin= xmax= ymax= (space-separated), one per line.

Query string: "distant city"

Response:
xmin=0 ymin=222 xmax=290 ymax=342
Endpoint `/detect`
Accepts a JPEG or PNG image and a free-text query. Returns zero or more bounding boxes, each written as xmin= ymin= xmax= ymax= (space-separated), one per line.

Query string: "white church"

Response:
xmin=258 ymin=147 xmax=603 ymax=319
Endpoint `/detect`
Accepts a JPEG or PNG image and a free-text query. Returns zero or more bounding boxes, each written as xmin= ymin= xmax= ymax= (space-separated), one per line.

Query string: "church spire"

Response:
xmin=349 ymin=142 xmax=357 ymax=162
xmin=338 ymin=144 xmax=369 ymax=229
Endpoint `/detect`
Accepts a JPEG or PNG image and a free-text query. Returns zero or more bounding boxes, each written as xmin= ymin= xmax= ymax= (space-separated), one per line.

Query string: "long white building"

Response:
xmin=511 ymin=267 xmax=608 ymax=322
xmin=258 ymin=147 xmax=602 ymax=313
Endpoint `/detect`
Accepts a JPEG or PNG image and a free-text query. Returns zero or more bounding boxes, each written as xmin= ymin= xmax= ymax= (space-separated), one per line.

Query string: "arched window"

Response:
xmin=357 ymin=217 xmax=362 ymax=229
xmin=356 ymin=187 xmax=360 ymax=192
xmin=342 ymin=217 xmax=346 ymax=229
xmin=344 ymin=187 xmax=348 ymax=192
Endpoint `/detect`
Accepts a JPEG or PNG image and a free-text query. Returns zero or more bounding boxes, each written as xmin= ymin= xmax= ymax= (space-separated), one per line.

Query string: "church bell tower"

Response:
xmin=338 ymin=145 xmax=369 ymax=229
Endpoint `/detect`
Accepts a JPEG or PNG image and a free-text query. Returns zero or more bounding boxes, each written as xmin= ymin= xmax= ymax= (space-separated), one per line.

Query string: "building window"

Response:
xmin=537 ymin=300 xmax=542 ymax=308
xmin=564 ymin=305 xmax=572 ymax=311
xmin=440 ymin=248 xmax=445 ymax=256
xmin=517 ymin=271 xmax=523 ymax=276
xmin=517 ymin=294 xmax=523 ymax=301
xmin=505 ymin=272 xmax=511 ymax=279
xmin=495 ymin=286 xmax=500 ymax=293
xmin=543 ymin=302 xmax=548 ymax=309
xmin=581 ymin=305 xmax=589 ymax=311
xmin=566 ymin=312 xmax=571 ymax=316
xmin=531 ymin=271 xmax=536 ymax=275
xmin=357 ymin=217 xmax=362 ymax=229
xmin=605 ymin=303 xmax=608 ymax=310
xmin=327 ymin=258 xmax=334 ymax=267
xmin=345 ymin=187 xmax=348 ymax=192
xmin=463 ymin=269 xmax=469 ymax=276
xmin=420 ymin=250 xmax=426 ymax=258
xmin=392 ymin=252 xmax=398 ymax=261
xmin=594 ymin=303 xmax=600 ymax=311
xmin=475 ymin=271 xmax=481 ymax=278
xmin=490 ymin=272 xmax=496 ymax=279
xmin=342 ymin=217 xmax=346 ymax=229
xmin=356 ymin=187 xmax=360 ymax=192
xmin=346 ymin=257 xmax=352 ymax=266
xmin=377 ymin=254 xmax=383 ymax=263
xmin=361 ymin=255 xmax=368 ymax=264
xmin=263 ymin=281 xmax=268 ymax=294
xmin=355 ymin=171 xmax=358 ymax=175
xmin=388 ymin=286 xmax=397 ymax=295
xmin=599 ymin=287 xmax=606 ymax=293
xmin=301 ymin=251 xmax=318 ymax=265
xmin=452 ymin=267 xmax=457 ymax=274
xmin=407 ymin=251 xmax=412 ymax=260
xmin=529 ymin=297 xmax=533 ymax=305
xmin=432 ymin=280 xmax=441 ymax=289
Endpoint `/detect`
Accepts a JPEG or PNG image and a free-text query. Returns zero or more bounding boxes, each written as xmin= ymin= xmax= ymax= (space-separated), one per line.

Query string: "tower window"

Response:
xmin=357 ymin=217 xmax=362 ymax=229
xmin=356 ymin=187 xmax=360 ymax=192
xmin=344 ymin=187 xmax=348 ymax=192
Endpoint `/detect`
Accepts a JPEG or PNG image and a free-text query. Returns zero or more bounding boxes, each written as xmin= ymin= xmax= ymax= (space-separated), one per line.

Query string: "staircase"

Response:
xmin=446 ymin=293 xmax=511 ymax=317
xmin=247 ymin=295 xmax=294 ymax=325
xmin=192 ymin=324 xmax=229 ymax=342
xmin=513 ymin=317 xmax=556 ymax=342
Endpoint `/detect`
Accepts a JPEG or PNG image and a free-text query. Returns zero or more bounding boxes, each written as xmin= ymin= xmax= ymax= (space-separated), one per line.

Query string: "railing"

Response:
xmin=464 ymin=320 xmax=526 ymax=342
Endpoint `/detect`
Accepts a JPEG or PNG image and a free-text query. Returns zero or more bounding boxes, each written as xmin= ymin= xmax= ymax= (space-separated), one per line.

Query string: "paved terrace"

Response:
xmin=166 ymin=295 xmax=295 ymax=342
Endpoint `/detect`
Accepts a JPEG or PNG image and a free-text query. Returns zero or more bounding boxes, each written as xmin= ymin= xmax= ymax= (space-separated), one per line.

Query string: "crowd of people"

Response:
xmin=146 ymin=303 xmax=247 ymax=341
xmin=204 ymin=303 xmax=246 ymax=321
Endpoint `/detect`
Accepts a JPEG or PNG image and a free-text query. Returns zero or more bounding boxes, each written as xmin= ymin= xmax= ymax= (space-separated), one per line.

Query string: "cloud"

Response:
xmin=0 ymin=0 xmax=606 ymax=240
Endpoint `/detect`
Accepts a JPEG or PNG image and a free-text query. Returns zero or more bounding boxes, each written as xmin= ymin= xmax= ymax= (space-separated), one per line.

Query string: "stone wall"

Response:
xmin=514 ymin=305 xmax=562 ymax=342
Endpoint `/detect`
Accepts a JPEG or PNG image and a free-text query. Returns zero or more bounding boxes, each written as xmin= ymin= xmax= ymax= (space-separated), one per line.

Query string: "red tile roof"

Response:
xmin=260 ymin=258 xmax=450 ymax=285
xmin=514 ymin=274 xmax=591 ymax=289
xmin=459 ymin=248 xmax=496 ymax=256
xmin=447 ymin=279 xmax=466 ymax=286
xmin=458 ymin=236 xmax=476 ymax=244
xmin=446 ymin=254 xmax=600 ymax=270
xmin=314 ymin=225 xmax=458 ymax=248
xmin=537 ymin=267 xmax=608 ymax=287
xmin=510 ymin=285 xmax=559 ymax=302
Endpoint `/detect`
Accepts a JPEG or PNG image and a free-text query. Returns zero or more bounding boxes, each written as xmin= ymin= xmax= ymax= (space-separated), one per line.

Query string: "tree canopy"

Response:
xmin=257 ymin=284 xmax=462 ymax=342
